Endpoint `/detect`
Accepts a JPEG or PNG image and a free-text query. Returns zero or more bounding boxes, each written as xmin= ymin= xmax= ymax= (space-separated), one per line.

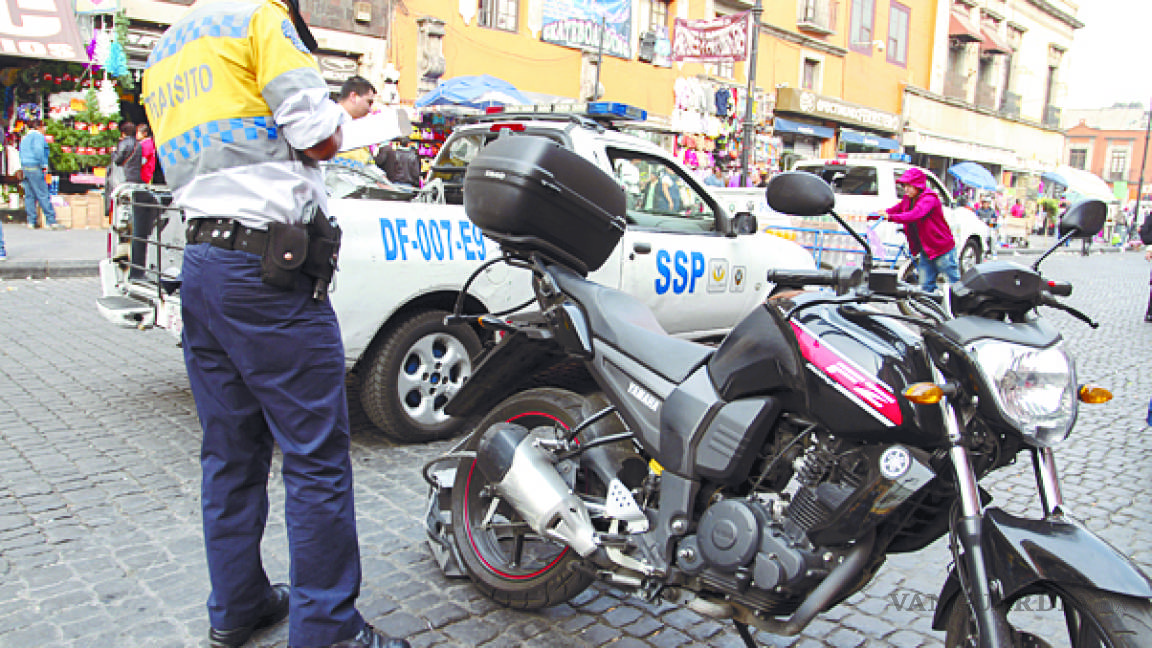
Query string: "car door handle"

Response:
xmin=632 ymin=242 xmax=652 ymax=254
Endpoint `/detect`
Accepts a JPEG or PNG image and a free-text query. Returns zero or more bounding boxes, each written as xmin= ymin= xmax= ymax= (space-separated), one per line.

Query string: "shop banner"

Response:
xmin=671 ymin=12 xmax=750 ymax=63
xmin=541 ymin=0 xmax=632 ymax=60
xmin=0 ymin=0 xmax=88 ymax=62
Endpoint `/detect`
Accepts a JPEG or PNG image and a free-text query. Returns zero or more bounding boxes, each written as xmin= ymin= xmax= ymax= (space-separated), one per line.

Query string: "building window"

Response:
xmin=1068 ymin=148 xmax=1087 ymax=170
xmin=802 ymin=57 xmax=821 ymax=90
xmin=479 ymin=0 xmax=518 ymax=32
xmin=849 ymin=0 xmax=876 ymax=53
xmin=886 ymin=2 xmax=909 ymax=66
xmin=639 ymin=0 xmax=669 ymax=34
xmin=1109 ymin=148 xmax=1129 ymax=180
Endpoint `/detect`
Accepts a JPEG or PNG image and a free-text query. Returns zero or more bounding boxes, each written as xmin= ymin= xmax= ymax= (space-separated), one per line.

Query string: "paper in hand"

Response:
xmin=338 ymin=108 xmax=413 ymax=152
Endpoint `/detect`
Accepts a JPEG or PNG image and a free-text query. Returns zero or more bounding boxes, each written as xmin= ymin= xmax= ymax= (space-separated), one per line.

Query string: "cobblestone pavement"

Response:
xmin=2 ymin=250 xmax=1151 ymax=648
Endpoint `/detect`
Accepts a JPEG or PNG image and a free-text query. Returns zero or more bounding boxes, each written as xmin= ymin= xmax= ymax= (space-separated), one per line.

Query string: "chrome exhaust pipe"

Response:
xmin=476 ymin=422 xmax=598 ymax=557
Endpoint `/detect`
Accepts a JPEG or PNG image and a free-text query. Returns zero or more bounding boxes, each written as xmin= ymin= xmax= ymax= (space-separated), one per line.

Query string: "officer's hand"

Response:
xmin=303 ymin=128 xmax=342 ymax=161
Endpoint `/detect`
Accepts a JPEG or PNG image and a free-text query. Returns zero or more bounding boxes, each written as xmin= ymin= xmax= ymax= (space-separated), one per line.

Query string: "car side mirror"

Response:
xmin=732 ymin=211 xmax=758 ymax=234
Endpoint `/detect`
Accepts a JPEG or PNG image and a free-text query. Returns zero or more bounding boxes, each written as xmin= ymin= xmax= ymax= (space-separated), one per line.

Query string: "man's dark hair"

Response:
xmin=339 ymin=75 xmax=376 ymax=101
xmin=120 ymin=121 xmax=137 ymax=137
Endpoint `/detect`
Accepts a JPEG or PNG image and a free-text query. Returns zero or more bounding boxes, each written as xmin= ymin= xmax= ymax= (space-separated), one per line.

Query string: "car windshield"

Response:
xmin=796 ymin=165 xmax=880 ymax=196
xmin=322 ymin=162 xmax=416 ymax=201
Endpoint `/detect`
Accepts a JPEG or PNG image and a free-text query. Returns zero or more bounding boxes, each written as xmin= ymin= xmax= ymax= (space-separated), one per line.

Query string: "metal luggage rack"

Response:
xmin=110 ymin=183 xmax=185 ymax=287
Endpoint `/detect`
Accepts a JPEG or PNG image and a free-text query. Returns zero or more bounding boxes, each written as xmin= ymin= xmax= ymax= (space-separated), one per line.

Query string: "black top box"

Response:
xmin=463 ymin=134 xmax=627 ymax=274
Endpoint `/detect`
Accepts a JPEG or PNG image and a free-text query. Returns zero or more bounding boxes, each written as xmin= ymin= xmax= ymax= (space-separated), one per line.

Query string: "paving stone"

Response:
xmin=1 ymin=262 xmax=1149 ymax=647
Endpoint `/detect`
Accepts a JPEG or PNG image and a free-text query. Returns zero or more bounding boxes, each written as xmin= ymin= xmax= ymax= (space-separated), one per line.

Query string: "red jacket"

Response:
xmin=139 ymin=137 xmax=156 ymax=184
xmin=885 ymin=168 xmax=955 ymax=259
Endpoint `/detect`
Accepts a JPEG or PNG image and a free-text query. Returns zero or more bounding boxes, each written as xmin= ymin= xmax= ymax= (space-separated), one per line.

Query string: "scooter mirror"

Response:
xmin=1057 ymin=198 xmax=1107 ymax=240
xmin=765 ymin=171 xmax=835 ymax=217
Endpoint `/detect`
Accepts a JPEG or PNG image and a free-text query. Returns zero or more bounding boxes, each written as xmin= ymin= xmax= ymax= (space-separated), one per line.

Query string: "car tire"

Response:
xmin=359 ymin=309 xmax=481 ymax=443
xmin=958 ymin=238 xmax=982 ymax=275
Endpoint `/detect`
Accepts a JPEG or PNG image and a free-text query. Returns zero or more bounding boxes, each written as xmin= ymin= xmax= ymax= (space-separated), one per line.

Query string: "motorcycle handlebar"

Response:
xmin=1045 ymin=280 xmax=1073 ymax=297
xmin=766 ymin=269 xmax=837 ymax=288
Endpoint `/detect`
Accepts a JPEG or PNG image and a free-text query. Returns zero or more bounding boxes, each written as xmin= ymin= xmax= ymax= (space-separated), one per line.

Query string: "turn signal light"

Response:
xmin=1078 ymin=384 xmax=1112 ymax=404
xmin=903 ymin=383 xmax=944 ymax=404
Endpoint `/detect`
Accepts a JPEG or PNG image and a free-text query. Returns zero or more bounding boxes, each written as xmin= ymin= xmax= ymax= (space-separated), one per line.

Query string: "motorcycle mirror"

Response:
xmin=1032 ymin=197 xmax=1109 ymax=270
xmin=765 ymin=171 xmax=835 ymax=217
xmin=1057 ymin=198 xmax=1108 ymax=240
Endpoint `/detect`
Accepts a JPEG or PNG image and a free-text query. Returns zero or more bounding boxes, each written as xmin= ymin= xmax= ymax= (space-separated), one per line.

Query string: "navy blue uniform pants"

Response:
xmin=181 ymin=242 xmax=364 ymax=646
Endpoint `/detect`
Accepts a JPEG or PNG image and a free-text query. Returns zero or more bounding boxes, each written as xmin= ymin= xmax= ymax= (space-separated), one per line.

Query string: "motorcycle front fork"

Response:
xmin=942 ymin=398 xmax=1016 ymax=648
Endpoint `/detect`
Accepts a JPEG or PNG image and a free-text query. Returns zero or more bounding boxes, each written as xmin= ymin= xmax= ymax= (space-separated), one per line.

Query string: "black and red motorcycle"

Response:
xmin=424 ymin=135 xmax=1152 ymax=647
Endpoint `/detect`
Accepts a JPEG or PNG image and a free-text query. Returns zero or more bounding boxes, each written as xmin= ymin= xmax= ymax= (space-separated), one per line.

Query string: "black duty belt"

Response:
xmin=186 ymin=218 xmax=268 ymax=254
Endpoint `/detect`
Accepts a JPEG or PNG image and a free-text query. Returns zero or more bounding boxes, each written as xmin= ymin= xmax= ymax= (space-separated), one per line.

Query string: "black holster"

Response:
xmin=261 ymin=222 xmax=309 ymax=290
xmin=302 ymin=207 xmax=342 ymax=301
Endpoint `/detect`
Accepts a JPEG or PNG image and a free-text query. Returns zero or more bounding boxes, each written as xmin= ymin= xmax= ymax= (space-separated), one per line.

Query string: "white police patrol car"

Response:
xmin=97 ymin=103 xmax=816 ymax=443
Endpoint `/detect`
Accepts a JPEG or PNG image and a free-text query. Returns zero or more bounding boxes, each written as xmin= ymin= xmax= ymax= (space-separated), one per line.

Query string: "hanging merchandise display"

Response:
xmin=669 ymin=76 xmax=778 ymax=177
xmin=410 ymin=108 xmax=470 ymax=174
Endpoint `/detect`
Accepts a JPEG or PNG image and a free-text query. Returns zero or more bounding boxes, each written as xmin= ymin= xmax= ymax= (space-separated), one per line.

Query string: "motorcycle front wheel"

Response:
xmin=450 ymin=387 xmax=597 ymax=609
xmin=943 ymin=583 xmax=1152 ymax=647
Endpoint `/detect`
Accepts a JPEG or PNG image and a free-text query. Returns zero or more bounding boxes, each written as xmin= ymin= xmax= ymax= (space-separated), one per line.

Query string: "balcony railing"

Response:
xmin=797 ymin=0 xmax=834 ymax=34
xmin=1043 ymin=105 xmax=1062 ymax=128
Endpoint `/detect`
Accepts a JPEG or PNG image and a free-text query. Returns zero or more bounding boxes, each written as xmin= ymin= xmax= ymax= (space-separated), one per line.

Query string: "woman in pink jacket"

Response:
xmin=870 ymin=167 xmax=960 ymax=290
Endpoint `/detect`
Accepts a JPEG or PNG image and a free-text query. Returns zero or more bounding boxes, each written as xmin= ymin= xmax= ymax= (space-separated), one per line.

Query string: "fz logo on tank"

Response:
xmin=627 ymin=382 xmax=659 ymax=412
xmin=825 ymin=362 xmax=897 ymax=410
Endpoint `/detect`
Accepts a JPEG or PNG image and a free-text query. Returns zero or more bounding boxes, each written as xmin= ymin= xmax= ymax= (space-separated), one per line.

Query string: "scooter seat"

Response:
xmin=549 ymin=264 xmax=712 ymax=383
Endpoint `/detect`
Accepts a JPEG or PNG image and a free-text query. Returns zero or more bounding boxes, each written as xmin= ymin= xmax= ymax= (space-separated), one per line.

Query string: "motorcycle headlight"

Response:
xmin=968 ymin=340 xmax=1077 ymax=446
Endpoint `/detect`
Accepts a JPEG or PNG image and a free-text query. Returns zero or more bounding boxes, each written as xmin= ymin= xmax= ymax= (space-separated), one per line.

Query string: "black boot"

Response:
xmin=1145 ymin=293 xmax=1152 ymax=323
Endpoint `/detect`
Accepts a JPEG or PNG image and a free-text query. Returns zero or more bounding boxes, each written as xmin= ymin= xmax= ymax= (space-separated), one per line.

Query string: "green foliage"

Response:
xmin=45 ymin=89 xmax=120 ymax=172
xmin=18 ymin=62 xmax=93 ymax=95
xmin=113 ymin=11 xmax=134 ymax=92
xmin=1037 ymin=197 xmax=1060 ymax=219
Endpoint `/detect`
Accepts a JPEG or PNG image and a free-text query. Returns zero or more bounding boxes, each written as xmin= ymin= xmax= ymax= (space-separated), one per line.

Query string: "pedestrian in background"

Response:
xmin=871 ymin=167 xmax=959 ymax=291
xmin=375 ymin=137 xmax=421 ymax=187
xmin=137 ymin=123 xmax=156 ymax=184
xmin=1141 ymin=209 xmax=1152 ymax=323
xmin=703 ymin=165 xmax=725 ymax=187
xmin=334 ymin=75 xmax=378 ymax=170
xmin=142 ymin=0 xmax=410 ymax=646
xmin=976 ymin=195 xmax=999 ymax=256
xmin=105 ymin=121 xmax=141 ymax=215
xmin=19 ymin=119 xmax=61 ymax=229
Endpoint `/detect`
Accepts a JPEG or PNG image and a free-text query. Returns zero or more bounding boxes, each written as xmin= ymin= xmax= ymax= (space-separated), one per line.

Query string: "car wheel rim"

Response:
xmin=396 ymin=332 xmax=472 ymax=427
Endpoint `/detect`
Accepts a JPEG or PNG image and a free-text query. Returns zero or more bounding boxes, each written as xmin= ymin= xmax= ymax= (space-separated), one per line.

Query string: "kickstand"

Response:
xmin=733 ymin=621 xmax=758 ymax=648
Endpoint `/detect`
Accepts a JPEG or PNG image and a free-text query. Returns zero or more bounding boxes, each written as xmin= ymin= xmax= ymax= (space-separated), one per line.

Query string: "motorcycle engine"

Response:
xmin=676 ymin=437 xmax=933 ymax=606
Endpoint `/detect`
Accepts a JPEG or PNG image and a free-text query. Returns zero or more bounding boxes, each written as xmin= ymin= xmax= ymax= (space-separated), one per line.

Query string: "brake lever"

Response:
xmin=1040 ymin=293 xmax=1098 ymax=329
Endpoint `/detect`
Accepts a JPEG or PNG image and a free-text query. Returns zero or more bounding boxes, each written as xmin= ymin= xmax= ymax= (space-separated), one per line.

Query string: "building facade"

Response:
xmin=903 ymin=0 xmax=1080 ymax=200
xmin=1064 ymin=106 xmax=1152 ymax=203
xmin=97 ymin=0 xmax=1083 ymax=189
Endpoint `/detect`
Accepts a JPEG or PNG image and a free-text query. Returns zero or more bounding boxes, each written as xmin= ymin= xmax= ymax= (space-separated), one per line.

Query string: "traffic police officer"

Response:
xmin=142 ymin=1 xmax=409 ymax=646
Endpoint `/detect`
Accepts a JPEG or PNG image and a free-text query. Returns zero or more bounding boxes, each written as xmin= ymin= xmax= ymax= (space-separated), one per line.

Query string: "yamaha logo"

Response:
xmin=879 ymin=446 xmax=912 ymax=479
xmin=627 ymin=382 xmax=659 ymax=412
xmin=484 ymin=170 xmax=507 ymax=180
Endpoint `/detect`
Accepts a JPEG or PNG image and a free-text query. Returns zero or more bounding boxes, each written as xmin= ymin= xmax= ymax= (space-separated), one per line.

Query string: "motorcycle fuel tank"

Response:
xmin=773 ymin=294 xmax=945 ymax=446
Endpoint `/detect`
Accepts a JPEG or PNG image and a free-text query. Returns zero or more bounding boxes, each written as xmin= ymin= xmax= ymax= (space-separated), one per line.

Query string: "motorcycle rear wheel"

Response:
xmin=450 ymin=387 xmax=597 ymax=609
xmin=943 ymin=583 xmax=1152 ymax=647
